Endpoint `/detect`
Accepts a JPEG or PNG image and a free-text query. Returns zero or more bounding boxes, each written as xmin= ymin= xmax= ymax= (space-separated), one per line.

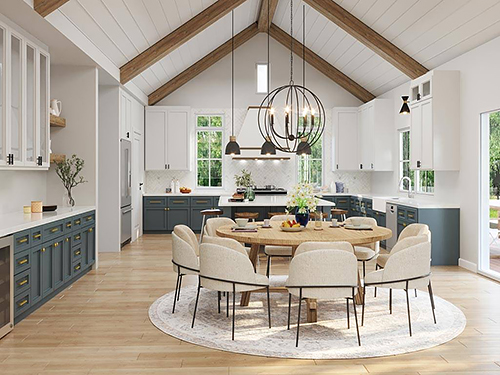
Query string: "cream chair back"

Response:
xmin=391 ymin=235 xmax=429 ymax=256
xmin=172 ymin=232 xmax=199 ymax=275
xmin=270 ymin=214 xmax=293 ymax=222
xmin=202 ymin=235 xmax=248 ymax=256
xmin=204 ymin=217 xmax=236 ymax=237
xmin=345 ymin=216 xmax=377 ymax=227
xmin=173 ymin=225 xmax=199 ymax=255
xmin=294 ymin=241 xmax=354 ymax=256
xmin=287 ymin=249 xmax=358 ymax=300
xmin=399 ymin=223 xmax=430 ymax=242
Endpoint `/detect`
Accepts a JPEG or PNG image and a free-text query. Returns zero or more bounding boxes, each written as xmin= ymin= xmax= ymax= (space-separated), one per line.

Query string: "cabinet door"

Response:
xmin=25 ymin=44 xmax=36 ymax=166
xmin=0 ymin=27 xmax=5 ymax=166
xmin=86 ymin=226 xmax=95 ymax=266
xmin=144 ymin=208 xmax=167 ymax=231
xmin=166 ymin=109 xmax=189 ymax=170
xmin=53 ymin=239 xmax=64 ymax=290
xmin=31 ymin=245 xmax=43 ymax=304
xmin=334 ymin=109 xmax=358 ymax=171
xmin=145 ymin=110 xmax=166 ymax=170
xmin=41 ymin=244 xmax=54 ymax=298
xmin=420 ymin=99 xmax=433 ymax=170
xmin=120 ymin=91 xmax=132 ymax=140
xmin=38 ymin=52 xmax=49 ymax=167
xmin=63 ymin=236 xmax=72 ymax=282
xmin=167 ymin=208 xmax=190 ymax=232
xmin=358 ymin=104 xmax=374 ymax=170
xmin=410 ymin=102 xmax=422 ymax=169
xmin=9 ymin=33 xmax=23 ymax=165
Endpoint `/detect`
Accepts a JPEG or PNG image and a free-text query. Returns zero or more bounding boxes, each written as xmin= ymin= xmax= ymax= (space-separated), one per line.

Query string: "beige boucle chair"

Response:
xmin=264 ymin=214 xmax=294 ymax=276
xmin=286 ymin=249 xmax=361 ymax=347
xmin=344 ymin=217 xmax=379 ymax=277
xmin=171 ymin=226 xmax=200 ymax=314
xmin=294 ymin=241 xmax=354 ymax=256
xmin=192 ymin=243 xmax=271 ymax=340
xmin=364 ymin=241 xmax=435 ymax=336
xmin=204 ymin=217 xmax=236 ymax=237
xmin=202 ymin=235 xmax=248 ymax=256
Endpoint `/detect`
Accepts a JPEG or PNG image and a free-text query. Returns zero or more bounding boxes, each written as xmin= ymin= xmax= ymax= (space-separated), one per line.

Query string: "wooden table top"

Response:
xmin=216 ymin=221 xmax=393 ymax=247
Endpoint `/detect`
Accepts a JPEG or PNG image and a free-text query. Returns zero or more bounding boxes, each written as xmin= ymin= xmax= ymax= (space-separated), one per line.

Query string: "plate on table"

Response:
xmin=344 ymin=224 xmax=373 ymax=230
xmin=280 ymin=226 xmax=305 ymax=232
xmin=232 ymin=224 xmax=258 ymax=230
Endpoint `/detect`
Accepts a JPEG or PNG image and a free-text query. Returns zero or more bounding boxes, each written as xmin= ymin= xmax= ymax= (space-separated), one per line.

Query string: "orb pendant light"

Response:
xmin=225 ymin=10 xmax=240 ymax=155
xmin=258 ymin=0 xmax=325 ymax=155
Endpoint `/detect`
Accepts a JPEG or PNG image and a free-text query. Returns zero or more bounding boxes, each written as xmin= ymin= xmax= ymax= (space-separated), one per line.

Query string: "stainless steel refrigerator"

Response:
xmin=120 ymin=139 xmax=132 ymax=247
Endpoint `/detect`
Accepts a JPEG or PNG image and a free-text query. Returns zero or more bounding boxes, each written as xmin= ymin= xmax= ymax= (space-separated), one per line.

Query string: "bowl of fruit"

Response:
xmin=280 ymin=219 xmax=305 ymax=232
xmin=180 ymin=187 xmax=192 ymax=194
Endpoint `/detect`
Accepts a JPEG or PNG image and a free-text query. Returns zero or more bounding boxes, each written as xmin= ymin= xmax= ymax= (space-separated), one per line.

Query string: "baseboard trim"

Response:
xmin=459 ymin=258 xmax=477 ymax=273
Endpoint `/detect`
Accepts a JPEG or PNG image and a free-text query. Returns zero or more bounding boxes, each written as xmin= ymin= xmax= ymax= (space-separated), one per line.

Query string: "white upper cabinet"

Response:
xmin=145 ymin=106 xmax=190 ymax=171
xmin=409 ymin=70 xmax=460 ymax=171
xmin=0 ymin=18 xmax=50 ymax=170
xmin=120 ymin=89 xmax=132 ymax=140
xmin=332 ymin=107 xmax=358 ymax=171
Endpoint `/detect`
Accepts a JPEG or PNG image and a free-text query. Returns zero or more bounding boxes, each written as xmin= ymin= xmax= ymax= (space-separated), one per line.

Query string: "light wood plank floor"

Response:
xmin=2 ymin=234 xmax=500 ymax=375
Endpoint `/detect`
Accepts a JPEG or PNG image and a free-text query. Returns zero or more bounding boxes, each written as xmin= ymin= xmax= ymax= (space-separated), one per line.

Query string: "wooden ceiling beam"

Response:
xmin=257 ymin=0 xmax=279 ymax=32
xmin=121 ymin=0 xmax=247 ymax=84
xmin=34 ymin=0 xmax=70 ymax=17
xmin=304 ymin=0 xmax=428 ymax=79
xmin=269 ymin=24 xmax=375 ymax=103
xmin=148 ymin=23 xmax=259 ymax=106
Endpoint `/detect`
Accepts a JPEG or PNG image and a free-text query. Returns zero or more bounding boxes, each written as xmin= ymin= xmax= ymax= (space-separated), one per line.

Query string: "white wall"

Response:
xmin=47 ymin=65 xmax=98 ymax=206
xmin=150 ymin=34 xmax=370 ymax=193
xmin=372 ymin=34 xmax=500 ymax=269
xmin=0 ymin=171 xmax=47 ymax=214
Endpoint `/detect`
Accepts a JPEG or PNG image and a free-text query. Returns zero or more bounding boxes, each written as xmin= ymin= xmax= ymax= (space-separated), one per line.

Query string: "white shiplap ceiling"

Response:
xmin=53 ymin=0 xmax=500 ymax=99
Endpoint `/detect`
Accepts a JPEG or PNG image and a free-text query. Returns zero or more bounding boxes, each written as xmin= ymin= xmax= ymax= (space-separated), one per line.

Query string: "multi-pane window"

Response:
xmin=256 ymin=63 xmax=268 ymax=94
xmin=298 ymin=136 xmax=323 ymax=186
xmin=196 ymin=115 xmax=223 ymax=187
xmin=399 ymin=129 xmax=434 ymax=194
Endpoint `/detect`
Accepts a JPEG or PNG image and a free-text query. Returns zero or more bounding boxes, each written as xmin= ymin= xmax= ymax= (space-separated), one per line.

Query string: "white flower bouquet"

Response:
xmin=286 ymin=183 xmax=319 ymax=214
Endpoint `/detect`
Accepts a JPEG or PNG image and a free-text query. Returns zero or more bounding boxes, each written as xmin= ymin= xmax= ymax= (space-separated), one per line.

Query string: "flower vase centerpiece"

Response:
xmin=234 ymin=169 xmax=255 ymax=201
xmin=286 ymin=183 xmax=319 ymax=227
xmin=55 ymin=154 xmax=87 ymax=207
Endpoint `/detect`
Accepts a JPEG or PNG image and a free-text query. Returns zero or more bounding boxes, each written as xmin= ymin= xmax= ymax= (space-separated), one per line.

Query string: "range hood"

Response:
xmin=233 ymin=106 xmax=291 ymax=160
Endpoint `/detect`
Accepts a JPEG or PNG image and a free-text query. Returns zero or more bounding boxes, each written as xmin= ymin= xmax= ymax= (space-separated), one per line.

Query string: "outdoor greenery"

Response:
xmin=489 ymin=112 xmax=500 ymax=199
xmin=400 ymin=130 xmax=434 ymax=193
xmin=298 ymin=135 xmax=323 ymax=186
xmin=197 ymin=115 xmax=223 ymax=187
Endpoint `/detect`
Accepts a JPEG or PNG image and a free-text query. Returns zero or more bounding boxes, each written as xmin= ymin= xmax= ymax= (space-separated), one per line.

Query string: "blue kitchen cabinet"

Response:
xmin=41 ymin=242 xmax=54 ymax=298
xmin=30 ymin=245 xmax=43 ymax=305
xmin=53 ymin=238 xmax=65 ymax=290
xmin=167 ymin=197 xmax=191 ymax=232
xmin=190 ymin=197 xmax=214 ymax=232
xmin=63 ymin=235 xmax=73 ymax=282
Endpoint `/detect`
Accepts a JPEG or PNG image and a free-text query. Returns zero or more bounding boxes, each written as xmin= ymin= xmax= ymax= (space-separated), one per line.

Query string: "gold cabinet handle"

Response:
xmin=149 ymin=200 xmax=162 ymax=204
xmin=75 ymin=235 xmax=81 ymax=240
xmin=54 ymin=242 xmax=59 ymax=247
xmin=33 ymin=233 xmax=41 ymax=239
xmin=18 ymin=259 xmax=28 ymax=265
xmin=88 ymin=228 xmax=93 ymax=233
xmin=18 ymin=299 xmax=28 ymax=307
xmin=66 ymin=223 xmax=72 ymax=227
xmin=18 ymin=238 xmax=28 ymax=244
xmin=75 ymin=220 xmax=81 ymax=225
xmin=75 ymin=250 xmax=81 ymax=256
xmin=18 ymin=279 xmax=28 ymax=286
xmin=50 ymin=227 xmax=59 ymax=233
xmin=86 ymin=216 xmax=93 ymax=221
xmin=66 ymin=238 xmax=69 ymax=242
xmin=196 ymin=200 xmax=209 ymax=204
xmin=75 ymin=265 xmax=81 ymax=270
xmin=42 ymin=248 xmax=46 ymax=252
xmin=172 ymin=200 xmax=185 ymax=204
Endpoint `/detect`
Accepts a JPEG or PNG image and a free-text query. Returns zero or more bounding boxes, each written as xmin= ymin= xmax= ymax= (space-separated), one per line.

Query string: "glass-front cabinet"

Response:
xmin=0 ymin=19 xmax=50 ymax=169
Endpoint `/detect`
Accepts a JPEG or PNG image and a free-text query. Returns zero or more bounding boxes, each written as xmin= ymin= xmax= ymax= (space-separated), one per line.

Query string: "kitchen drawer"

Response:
xmin=14 ymin=290 xmax=31 ymax=317
xmin=406 ymin=208 xmax=418 ymax=223
xmin=43 ymin=220 xmax=65 ymax=241
xmin=190 ymin=197 xmax=214 ymax=208
xmin=397 ymin=207 xmax=406 ymax=220
xmin=72 ymin=231 xmax=82 ymax=246
xmin=144 ymin=197 xmax=167 ymax=207
xmin=82 ymin=211 xmax=95 ymax=227
xmin=72 ymin=259 xmax=83 ymax=276
xmin=31 ymin=226 xmax=43 ymax=246
xmin=14 ymin=249 xmax=31 ymax=274
xmin=14 ymin=230 xmax=31 ymax=253
xmin=168 ymin=197 xmax=190 ymax=207
xmin=14 ymin=269 xmax=31 ymax=297
xmin=72 ymin=215 xmax=83 ymax=230
xmin=64 ymin=218 xmax=74 ymax=233
xmin=72 ymin=244 xmax=83 ymax=262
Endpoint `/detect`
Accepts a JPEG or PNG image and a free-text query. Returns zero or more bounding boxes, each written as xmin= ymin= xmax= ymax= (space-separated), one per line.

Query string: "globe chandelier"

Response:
xmin=258 ymin=0 xmax=325 ymax=155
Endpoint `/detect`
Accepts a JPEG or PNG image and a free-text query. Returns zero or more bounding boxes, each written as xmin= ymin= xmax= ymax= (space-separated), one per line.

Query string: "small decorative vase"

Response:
xmin=63 ymin=190 xmax=75 ymax=207
xmin=245 ymin=186 xmax=255 ymax=201
xmin=295 ymin=208 xmax=310 ymax=227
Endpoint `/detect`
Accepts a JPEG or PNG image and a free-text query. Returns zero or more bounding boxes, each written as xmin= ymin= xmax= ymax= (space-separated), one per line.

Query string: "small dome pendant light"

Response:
xmin=261 ymin=136 xmax=276 ymax=155
xmin=400 ymin=96 xmax=410 ymax=115
xmin=224 ymin=10 xmax=240 ymax=155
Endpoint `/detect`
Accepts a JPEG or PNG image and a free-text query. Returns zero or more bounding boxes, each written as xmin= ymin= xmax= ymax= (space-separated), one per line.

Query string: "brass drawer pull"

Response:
xmin=75 ymin=250 xmax=81 ymax=256
xmin=149 ymin=200 xmax=162 ymax=204
xmin=18 ymin=299 xmax=28 ymax=307
xmin=50 ymin=227 xmax=59 ymax=233
xmin=18 ymin=259 xmax=28 ymax=265
xmin=66 ymin=223 xmax=72 ymax=227
xmin=66 ymin=238 xmax=69 ymax=242
xmin=75 ymin=265 xmax=81 ymax=271
xmin=17 ymin=238 xmax=28 ymax=244
xmin=75 ymin=235 xmax=81 ymax=240
xmin=54 ymin=242 xmax=59 ymax=247
xmin=33 ymin=234 xmax=41 ymax=239
xmin=18 ymin=279 xmax=28 ymax=286
xmin=89 ymin=228 xmax=93 ymax=233
xmin=42 ymin=248 xmax=46 ymax=252
xmin=86 ymin=216 xmax=93 ymax=221
xmin=75 ymin=220 xmax=81 ymax=225
xmin=196 ymin=200 xmax=209 ymax=204
xmin=172 ymin=200 xmax=185 ymax=204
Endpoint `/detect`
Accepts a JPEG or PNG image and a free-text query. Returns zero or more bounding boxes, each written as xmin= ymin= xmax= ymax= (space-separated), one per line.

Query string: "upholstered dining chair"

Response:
xmin=264 ymin=214 xmax=294 ymax=276
xmin=171 ymin=225 xmax=200 ymax=314
xmin=286 ymin=249 xmax=361 ymax=347
xmin=364 ymin=241 xmax=436 ymax=336
xmin=192 ymin=243 xmax=271 ymax=340
xmin=294 ymin=241 xmax=354 ymax=256
xmin=203 ymin=217 xmax=236 ymax=238
xmin=344 ymin=217 xmax=379 ymax=277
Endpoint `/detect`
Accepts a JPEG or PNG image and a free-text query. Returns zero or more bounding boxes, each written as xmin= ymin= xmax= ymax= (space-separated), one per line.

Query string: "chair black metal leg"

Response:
xmin=374 ymin=264 xmax=379 ymax=297
xmin=389 ymin=288 xmax=392 ymax=314
xmin=405 ymin=281 xmax=412 ymax=336
xmin=232 ymin=283 xmax=236 ymax=341
xmin=428 ymin=281 xmax=437 ymax=324
xmin=361 ymin=287 xmax=366 ymax=326
xmin=172 ymin=272 xmax=180 ymax=314
xmin=352 ymin=288 xmax=361 ymax=346
xmin=191 ymin=277 xmax=201 ymax=328
xmin=362 ymin=261 xmax=366 ymax=278
xmin=346 ymin=298 xmax=350 ymax=329
xmin=177 ymin=275 xmax=183 ymax=301
xmin=199 ymin=215 xmax=206 ymax=245
xmin=218 ymin=291 xmax=221 ymax=314
xmin=266 ymin=256 xmax=271 ymax=277
xmin=287 ymin=293 xmax=292 ymax=330
xmin=226 ymin=291 xmax=229 ymax=317
xmin=296 ymin=288 xmax=302 ymax=347
xmin=414 ymin=289 xmax=417 ymax=298
xmin=266 ymin=286 xmax=271 ymax=328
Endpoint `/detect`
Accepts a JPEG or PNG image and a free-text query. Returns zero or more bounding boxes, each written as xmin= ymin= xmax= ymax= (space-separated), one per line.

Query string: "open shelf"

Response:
xmin=50 ymin=114 xmax=66 ymax=128
xmin=50 ymin=154 xmax=66 ymax=164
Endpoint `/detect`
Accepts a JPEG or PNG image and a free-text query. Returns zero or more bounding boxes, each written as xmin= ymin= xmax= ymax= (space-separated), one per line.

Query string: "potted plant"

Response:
xmin=234 ymin=169 xmax=255 ymax=201
xmin=286 ymin=183 xmax=319 ymax=227
xmin=55 ymin=154 xmax=87 ymax=207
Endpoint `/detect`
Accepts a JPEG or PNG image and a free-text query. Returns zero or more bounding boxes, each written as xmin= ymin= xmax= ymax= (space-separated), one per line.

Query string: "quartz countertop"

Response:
xmin=0 ymin=206 xmax=95 ymax=238
xmin=143 ymin=191 xmax=231 ymax=197
xmin=218 ymin=195 xmax=335 ymax=207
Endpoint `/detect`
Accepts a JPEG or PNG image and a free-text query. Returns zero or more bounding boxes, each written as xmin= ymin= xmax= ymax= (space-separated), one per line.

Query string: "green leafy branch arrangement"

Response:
xmin=234 ymin=169 xmax=254 ymax=188
xmin=55 ymin=154 xmax=87 ymax=207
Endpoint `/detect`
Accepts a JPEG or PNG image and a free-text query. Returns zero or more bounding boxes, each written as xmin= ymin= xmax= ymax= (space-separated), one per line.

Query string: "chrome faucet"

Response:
xmin=399 ymin=176 xmax=415 ymax=198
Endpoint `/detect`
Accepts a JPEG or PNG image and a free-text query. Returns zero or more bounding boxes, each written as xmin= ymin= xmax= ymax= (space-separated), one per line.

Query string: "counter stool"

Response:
xmin=199 ymin=208 xmax=223 ymax=244
xmin=310 ymin=212 xmax=328 ymax=220
xmin=268 ymin=212 xmax=287 ymax=218
xmin=235 ymin=212 xmax=259 ymax=222
xmin=331 ymin=208 xmax=348 ymax=222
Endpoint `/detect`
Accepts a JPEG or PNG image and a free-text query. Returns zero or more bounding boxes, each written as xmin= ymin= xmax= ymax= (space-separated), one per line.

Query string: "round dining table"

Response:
xmin=216 ymin=220 xmax=392 ymax=323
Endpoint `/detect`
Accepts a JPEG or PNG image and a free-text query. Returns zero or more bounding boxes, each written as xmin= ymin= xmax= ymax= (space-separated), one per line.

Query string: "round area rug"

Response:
xmin=149 ymin=286 xmax=466 ymax=359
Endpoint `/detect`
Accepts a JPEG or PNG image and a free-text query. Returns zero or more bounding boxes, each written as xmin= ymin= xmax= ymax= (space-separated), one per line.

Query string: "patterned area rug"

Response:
xmin=149 ymin=286 xmax=466 ymax=359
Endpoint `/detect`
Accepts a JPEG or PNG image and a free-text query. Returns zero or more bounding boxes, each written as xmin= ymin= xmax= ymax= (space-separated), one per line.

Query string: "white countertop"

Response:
xmin=0 ymin=206 xmax=95 ymax=238
xmin=218 ymin=195 xmax=335 ymax=207
xmin=143 ymin=191 xmax=230 ymax=197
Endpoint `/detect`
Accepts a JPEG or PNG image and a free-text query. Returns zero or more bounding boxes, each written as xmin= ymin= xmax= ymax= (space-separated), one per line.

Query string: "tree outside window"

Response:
xmin=399 ymin=129 xmax=434 ymax=194
xmin=196 ymin=115 xmax=223 ymax=188
xmin=298 ymin=136 xmax=323 ymax=186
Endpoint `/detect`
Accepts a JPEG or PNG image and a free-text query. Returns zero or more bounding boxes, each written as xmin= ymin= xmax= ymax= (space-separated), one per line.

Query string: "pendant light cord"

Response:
xmin=231 ymin=10 xmax=234 ymax=137
xmin=290 ymin=0 xmax=293 ymax=84
xmin=267 ymin=0 xmax=270 ymax=106
xmin=303 ymin=5 xmax=305 ymax=92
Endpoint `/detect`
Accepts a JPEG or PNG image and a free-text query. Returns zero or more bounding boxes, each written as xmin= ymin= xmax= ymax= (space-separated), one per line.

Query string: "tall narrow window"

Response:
xmin=196 ymin=115 xmax=223 ymax=187
xmin=256 ymin=63 xmax=268 ymax=94
xmin=399 ymin=130 xmax=414 ymax=191
xmin=298 ymin=135 xmax=323 ymax=186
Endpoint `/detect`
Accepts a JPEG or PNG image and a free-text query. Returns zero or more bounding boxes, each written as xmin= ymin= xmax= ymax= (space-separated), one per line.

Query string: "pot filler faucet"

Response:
xmin=399 ymin=176 xmax=415 ymax=199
